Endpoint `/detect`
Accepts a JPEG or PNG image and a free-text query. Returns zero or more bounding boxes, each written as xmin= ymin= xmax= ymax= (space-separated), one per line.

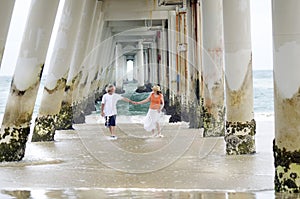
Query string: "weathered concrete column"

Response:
xmin=0 ymin=0 xmax=15 ymax=67
xmin=115 ymin=43 xmax=124 ymax=92
xmin=133 ymin=56 xmax=137 ymax=82
xmin=160 ymin=21 xmax=168 ymax=88
xmin=122 ymin=56 xmax=127 ymax=82
xmin=201 ymin=0 xmax=225 ymax=137
xmin=95 ymin=27 xmax=112 ymax=93
xmin=272 ymin=0 xmax=300 ymax=193
xmin=98 ymin=30 xmax=114 ymax=89
xmin=178 ymin=11 xmax=189 ymax=104
xmin=223 ymin=0 xmax=255 ymax=155
xmin=151 ymin=42 xmax=158 ymax=84
xmin=144 ymin=50 xmax=149 ymax=83
xmin=72 ymin=0 xmax=101 ymax=120
xmin=195 ymin=1 xmax=203 ymax=104
xmin=168 ymin=10 xmax=177 ymax=102
xmin=57 ymin=0 xmax=96 ymax=129
xmin=81 ymin=5 xmax=104 ymax=115
xmin=87 ymin=19 xmax=105 ymax=105
xmin=157 ymin=31 xmax=162 ymax=85
xmin=185 ymin=1 xmax=193 ymax=104
xmin=148 ymin=47 xmax=153 ymax=83
xmin=0 ymin=0 xmax=59 ymax=161
xmin=32 ymin=0 xmax=82 ymax=142
xmin=136 ymin=41 xmax=144 ymax=87
xmin=185 ymin=0 xmax=203 ymax=129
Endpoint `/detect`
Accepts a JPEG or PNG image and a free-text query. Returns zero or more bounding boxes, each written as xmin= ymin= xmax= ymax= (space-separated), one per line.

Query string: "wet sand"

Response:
xmin=0 ymin=114 xmax=294 ymax=198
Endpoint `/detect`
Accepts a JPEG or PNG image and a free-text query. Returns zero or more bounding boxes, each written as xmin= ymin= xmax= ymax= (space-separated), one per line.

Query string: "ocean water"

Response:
xmin=253 ymin=70 xmax=274 ymax=113
xmin=0 ymin=70 xmax=274 ymax=123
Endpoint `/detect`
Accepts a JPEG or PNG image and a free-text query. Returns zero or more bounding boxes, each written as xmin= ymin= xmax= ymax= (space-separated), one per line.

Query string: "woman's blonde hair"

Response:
xmin=152 ymin=85 xmax=161 ymax=92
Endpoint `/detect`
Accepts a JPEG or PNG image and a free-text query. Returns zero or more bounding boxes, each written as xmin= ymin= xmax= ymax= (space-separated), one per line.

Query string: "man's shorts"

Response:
xmin=105 ymin=115 xmax=117 ymax=127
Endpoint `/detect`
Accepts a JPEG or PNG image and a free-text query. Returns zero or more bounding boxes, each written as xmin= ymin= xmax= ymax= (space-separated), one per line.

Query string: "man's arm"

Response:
xmin=122 ymin=97 xmax=136 ymax=104
xmin=101 ymin=103 xmax=105 ymax=117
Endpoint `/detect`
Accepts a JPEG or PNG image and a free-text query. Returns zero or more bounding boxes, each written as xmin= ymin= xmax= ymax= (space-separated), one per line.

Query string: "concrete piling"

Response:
xmin=0 ymin=0 xmax=59 ymax=161
xmin=223 ymin=0 xmax=256 ymax=155
xmin=272 ymin=0 xmax=300 ymax=193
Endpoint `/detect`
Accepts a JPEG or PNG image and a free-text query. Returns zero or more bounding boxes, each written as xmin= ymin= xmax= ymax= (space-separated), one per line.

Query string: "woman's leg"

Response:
xmin=157 ymin=122 xmax=161 ymax=135
xmin=156 ymin=122 xmax=164 ymax=137
xmin=152 ymin=129 xmax=155 ymax=136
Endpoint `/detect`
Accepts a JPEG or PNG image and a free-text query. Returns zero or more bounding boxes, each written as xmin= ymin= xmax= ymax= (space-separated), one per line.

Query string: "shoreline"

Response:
xmin=0 ymin=111 xmax=275 ymax=126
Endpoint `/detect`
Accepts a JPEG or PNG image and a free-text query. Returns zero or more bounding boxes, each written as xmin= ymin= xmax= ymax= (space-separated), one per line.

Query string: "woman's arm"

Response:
xmin=160 ymin=95 xmax=165 ymax=110
xmin=136 ymin=94 xmax=151 ymax=105
xmin=158 ymin=94 xmax=164 ymax=113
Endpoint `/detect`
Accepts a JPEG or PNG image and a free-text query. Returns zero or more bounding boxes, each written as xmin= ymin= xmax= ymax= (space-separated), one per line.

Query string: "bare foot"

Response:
xmin=156 ymin=134 xmax=164 ymax=138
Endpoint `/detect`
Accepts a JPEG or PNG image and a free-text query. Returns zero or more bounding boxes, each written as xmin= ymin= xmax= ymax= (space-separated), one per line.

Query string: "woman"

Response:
xmin=136 ymin=85 xmax=165 ymax=137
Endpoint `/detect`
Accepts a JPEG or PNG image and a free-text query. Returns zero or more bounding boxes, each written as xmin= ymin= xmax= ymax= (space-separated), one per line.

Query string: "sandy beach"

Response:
xmin=0 ymin=113 xmax=286 ymax=198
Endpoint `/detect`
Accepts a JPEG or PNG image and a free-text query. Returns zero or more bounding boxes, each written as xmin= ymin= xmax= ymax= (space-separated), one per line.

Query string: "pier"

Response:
xmin=0 ymin=0 xmax=299 ymax=195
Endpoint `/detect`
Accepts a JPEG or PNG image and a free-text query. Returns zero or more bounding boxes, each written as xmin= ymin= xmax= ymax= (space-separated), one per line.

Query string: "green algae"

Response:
xmin=56 ymin=101 xmax=73 ymax=130
xmin=225 ymin=119 xmax=256 ymax=155
xmin=274 ymin=140 xmax=300 ymax=193
xmin=32 ymin=115 xmax=56 ymax=142
xmin=0 ymin=126 xmax=30 ymax=162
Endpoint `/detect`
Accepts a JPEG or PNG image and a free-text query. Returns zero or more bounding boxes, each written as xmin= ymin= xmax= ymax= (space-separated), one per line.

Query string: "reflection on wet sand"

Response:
xmin=0 ymin=189 xmax=278 ymax=199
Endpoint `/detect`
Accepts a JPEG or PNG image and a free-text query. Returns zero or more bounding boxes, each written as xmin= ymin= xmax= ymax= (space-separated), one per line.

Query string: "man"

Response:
xmin=101 ymin=84 xmax=135 ymax=140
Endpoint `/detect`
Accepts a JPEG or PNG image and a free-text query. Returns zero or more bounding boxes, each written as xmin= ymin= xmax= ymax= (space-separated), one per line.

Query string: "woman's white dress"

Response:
xmin=144 ymin=109 xmax=160 ymax=132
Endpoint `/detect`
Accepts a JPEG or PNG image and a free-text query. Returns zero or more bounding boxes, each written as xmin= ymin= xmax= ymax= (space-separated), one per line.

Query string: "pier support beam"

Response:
xmin=223 ymin=0 xmax=255 ymax=155
xmin=183 ymin=0 xmax=203 ymax=128
xmin=133 ymin=57 xmax=137 ymax=82
xmin=95 ymin=27 xmax=112 ymax=94
xmin=136 ymin=41 xmax=144 ymax=87
xmin=160 ymin=22 xmax=168 ymax=88
xmin=123 ymin=56 xmax=127 ymax=82
xmin=144 ymin=50 xmax=149 ymax=83
xmin=0 ymin=0 xmax=15 ymax=67
xmin=151 ymin=42 xmax=158 ymax=84
xmin=201 ymin=0 xmax=225 ymax=137
xmin=168 ymin=11 xmax=177 ymax=103
xmin=32 ymin=0 xmax=82 ymax=142
xmin=115 ymin=43 xmax=124 ymax=92
xmin=57 ymin=0 xmax=96 ymax=129
xmin=272 ymin=0 xmax=300 ymax=193
xmin=148 ymin=47 xmax=153 ymax=84
xmin=81 ymin=3 xmax=104 ymax=115
xmin=0 ymin=0 xmax=59 ymax=161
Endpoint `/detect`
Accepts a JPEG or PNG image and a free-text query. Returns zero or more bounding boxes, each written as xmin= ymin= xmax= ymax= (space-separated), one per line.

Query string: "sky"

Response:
xmin=0 ymin=0 xmax=273 ymax=76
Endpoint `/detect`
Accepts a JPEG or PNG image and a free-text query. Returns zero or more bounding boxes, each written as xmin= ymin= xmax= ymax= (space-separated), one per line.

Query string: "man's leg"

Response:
xmin=109 ymin=115 xmax=117 ymax=139
xmin=109 ymin=126 xmax=116 ymax=136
